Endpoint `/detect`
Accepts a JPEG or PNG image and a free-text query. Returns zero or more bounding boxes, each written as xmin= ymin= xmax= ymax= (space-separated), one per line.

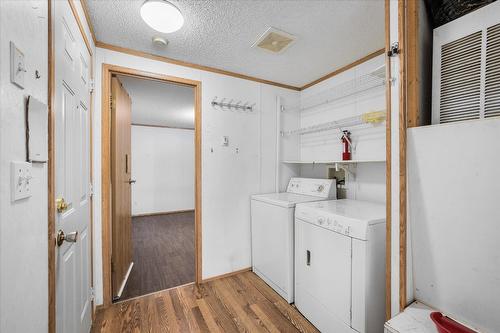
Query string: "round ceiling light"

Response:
xmin=140 ymin=0 xmax=184 ymax=33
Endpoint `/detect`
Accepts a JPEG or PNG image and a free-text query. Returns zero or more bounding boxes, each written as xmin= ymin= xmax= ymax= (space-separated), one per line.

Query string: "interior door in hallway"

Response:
xmin=54 ymin=1 xmax=92 ymax=332
xmin=111 ymin=77 xmax=133 ymax=300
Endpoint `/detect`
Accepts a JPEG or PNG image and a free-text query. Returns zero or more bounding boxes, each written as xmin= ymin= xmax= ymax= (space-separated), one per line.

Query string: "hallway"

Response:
xmin=120 ymin=212 xmax=195 ymax=301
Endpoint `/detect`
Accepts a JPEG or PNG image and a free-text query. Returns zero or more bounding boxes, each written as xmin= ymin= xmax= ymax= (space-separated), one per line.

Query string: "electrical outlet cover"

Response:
xmin=11 ymin=161 xmax=32 ymax=201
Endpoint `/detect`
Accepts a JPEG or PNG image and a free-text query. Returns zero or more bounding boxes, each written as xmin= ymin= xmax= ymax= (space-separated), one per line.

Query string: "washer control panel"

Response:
xmin=286 ymin=178 xmax=336 ymax=199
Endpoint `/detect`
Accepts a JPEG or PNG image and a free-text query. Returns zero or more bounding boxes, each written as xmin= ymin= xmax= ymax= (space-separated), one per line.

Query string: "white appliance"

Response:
xmin=295 ymin=199 xmax=386 ymax=333
xmin=251 ymin=178 xmax=336 ymax=303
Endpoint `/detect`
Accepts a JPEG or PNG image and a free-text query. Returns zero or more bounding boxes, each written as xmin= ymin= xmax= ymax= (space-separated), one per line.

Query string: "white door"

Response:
xmin=54 ymin=1 xmax=92 ymax=332
xmin=295 ymin=219 xmax=352 ymax=333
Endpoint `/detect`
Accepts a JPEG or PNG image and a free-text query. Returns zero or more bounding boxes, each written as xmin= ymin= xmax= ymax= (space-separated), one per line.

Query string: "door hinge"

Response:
xmin=89 ymin=79 xmax=95 ymax=94
xmin=89 ymin=183 xmax=93 ymax=196
xmin=90 ymin=287 xmax=95 ymax=301
xmin=387 ymin=42 xmax=400 ymax=57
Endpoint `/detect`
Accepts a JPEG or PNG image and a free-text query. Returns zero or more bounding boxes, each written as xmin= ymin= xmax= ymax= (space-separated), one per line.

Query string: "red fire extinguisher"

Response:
xmin=341 ymin=130 xmax=351 ymax=161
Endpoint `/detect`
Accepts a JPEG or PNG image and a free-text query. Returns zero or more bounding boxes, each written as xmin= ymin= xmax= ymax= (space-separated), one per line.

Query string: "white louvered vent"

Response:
xmin=439 ymin=31 xmax=482 ymax=123
xmin=485 ymin=23 xmax=500 ymax=118
xmin=433 ymin=3 xmax=500 ymax=124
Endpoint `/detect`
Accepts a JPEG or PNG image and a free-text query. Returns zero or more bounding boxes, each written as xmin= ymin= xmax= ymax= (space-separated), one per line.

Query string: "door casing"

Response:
xmin=101 ymin=64 xmax=202 ymax=307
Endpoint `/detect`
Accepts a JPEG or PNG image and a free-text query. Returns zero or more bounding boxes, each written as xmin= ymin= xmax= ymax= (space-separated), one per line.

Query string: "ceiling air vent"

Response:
xmin=252 ymin=27 xmax=296 ymax=54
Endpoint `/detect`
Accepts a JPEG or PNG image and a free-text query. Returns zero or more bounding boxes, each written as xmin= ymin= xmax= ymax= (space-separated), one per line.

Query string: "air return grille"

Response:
xmin=433 ymin=3 xmax=500 ymax=124
xmin=485 ymin=23 xmax=500 ymax=118
xmin=439 ymin=31 xmax=482 ymax=123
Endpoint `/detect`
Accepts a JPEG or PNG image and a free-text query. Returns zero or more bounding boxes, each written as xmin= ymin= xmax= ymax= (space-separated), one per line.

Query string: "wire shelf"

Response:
xmin=281 ymin=110 xmax=386 ymax=136
xmin=283 ymin=65 xmax=386 ymax=113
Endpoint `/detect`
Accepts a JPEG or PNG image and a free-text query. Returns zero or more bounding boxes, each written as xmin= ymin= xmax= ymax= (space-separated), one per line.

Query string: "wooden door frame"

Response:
xmin=48 ymin=0 xmax=95 ymax=332
xmin=384 ymin=0 xmax=392 ymax=321
xmin=385 ymin=0 xmax=412 ymax=319
xmin=100 ymin=64 xmax=202 ymax=307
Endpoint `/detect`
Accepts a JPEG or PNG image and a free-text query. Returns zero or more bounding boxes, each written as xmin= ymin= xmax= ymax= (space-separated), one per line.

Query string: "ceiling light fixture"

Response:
xmin=140 ymin=0 xmax=184 ymax=33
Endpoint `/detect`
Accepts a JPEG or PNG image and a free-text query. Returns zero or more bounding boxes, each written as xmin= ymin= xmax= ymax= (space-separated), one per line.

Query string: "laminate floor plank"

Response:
xmin=120 ymin=212 xmax=195 ymax=301
xmin=92 ymin=271 xmax=319 ymax=333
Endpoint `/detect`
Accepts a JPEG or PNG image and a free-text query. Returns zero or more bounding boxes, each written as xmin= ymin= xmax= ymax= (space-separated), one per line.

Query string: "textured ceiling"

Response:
xmin=118 ymin=75 xmax=195 ymax=129
xmin=86 ymin=0 xmax=385 ymax=87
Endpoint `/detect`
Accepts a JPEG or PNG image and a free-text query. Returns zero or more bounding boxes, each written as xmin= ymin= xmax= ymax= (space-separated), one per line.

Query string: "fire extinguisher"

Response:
xmin=341 ymin=130 xmax=351 ymax=161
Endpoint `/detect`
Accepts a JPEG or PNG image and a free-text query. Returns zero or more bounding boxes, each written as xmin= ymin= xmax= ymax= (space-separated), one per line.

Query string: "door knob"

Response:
xmin=128 ymin=179 xmax=136 ymax=184
xmin=57 ymin=230 xmax=78 ymax=247
xmin=56 ymin=198 xmax=68 ymax=213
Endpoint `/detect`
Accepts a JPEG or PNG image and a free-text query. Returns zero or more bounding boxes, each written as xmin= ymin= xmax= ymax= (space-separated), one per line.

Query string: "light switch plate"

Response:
xmin=10 ymin=41 xmax=25 ymax=89
xmin=11 ymin=162 xmax=32 ymax=201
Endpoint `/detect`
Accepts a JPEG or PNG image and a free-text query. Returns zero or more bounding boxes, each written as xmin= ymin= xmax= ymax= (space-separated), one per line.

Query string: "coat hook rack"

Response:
xmin=212 ymin=96 xmax=255 ymax=112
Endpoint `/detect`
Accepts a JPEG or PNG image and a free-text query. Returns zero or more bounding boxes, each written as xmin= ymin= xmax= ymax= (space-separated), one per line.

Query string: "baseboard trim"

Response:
xmin=115 ymin=262 xmax=134 ymax=300
xmin=94 ymin=304 xmax=104 ymax=314
xmin=132 ymin=209 xmax=195 ymax=218
xmin=201 ymin=267 xmax=252 ymax=283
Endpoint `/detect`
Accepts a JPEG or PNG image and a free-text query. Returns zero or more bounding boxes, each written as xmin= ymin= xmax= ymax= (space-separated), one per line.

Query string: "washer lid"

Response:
xmin=251 ymin=192 xmax=328 ymax=208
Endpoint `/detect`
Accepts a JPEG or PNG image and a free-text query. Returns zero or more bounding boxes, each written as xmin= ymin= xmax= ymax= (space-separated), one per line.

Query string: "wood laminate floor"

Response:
xmin=120 ymin=212 xmax=195 ymax=301
xmin=92 ymin=271 xmax=319 ymax=333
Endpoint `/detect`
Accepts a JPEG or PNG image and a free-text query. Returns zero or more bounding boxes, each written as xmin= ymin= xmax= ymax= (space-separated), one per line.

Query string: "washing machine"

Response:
xmin=294 ymin=199 xmax=386 ymax=333
xmin=251 ymin=178 xmax=336 ymax=303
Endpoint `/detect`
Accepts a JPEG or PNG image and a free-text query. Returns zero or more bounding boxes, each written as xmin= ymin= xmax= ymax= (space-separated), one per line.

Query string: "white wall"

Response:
xmin=131 ymin=126 xmax=195 ymax=215
xmin=408 ymin=119 xmax=500 ymax=332
xmin=296 ymin=54 xmax=387 ymax=204
xmin=0 ymin=2 xmax=48 ymax=332
xmin=92 ymin=47 xmax=300 ymax=304
xmin=0 ymin=2 xmax=94 ymax=332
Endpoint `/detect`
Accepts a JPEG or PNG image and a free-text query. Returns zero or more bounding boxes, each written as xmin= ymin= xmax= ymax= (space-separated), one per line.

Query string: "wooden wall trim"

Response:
xmin=79 ymin=0 xmax=96 ymax=43
xmin=96 ymin=41 xmax=301 ymax=91
xmin=101 ymin=63 xmax=112 ymax=307
xmin=48 ymin=1 xmax=55 ymax=331
xmin=67 ymin=0 xmax=93 ymax=56
xmin=195 ymin=78 xmax=202 ymax=285
xmin=97 ymin=41 xmax=386 ymax=92
xmin=101 ymin=63 xmax=203 ymax=307
xmin=300 ymin=48 xmax=386 ymax=90
xmin=398 ymin=0 xmax=408 ymax=312
xmin=385 ymin=0 xmax=392 ymax=321
xmin=201 ymin=267 xmax=252 ymax=283
xmin=407 ymin=0 xmax=419 ymax=128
